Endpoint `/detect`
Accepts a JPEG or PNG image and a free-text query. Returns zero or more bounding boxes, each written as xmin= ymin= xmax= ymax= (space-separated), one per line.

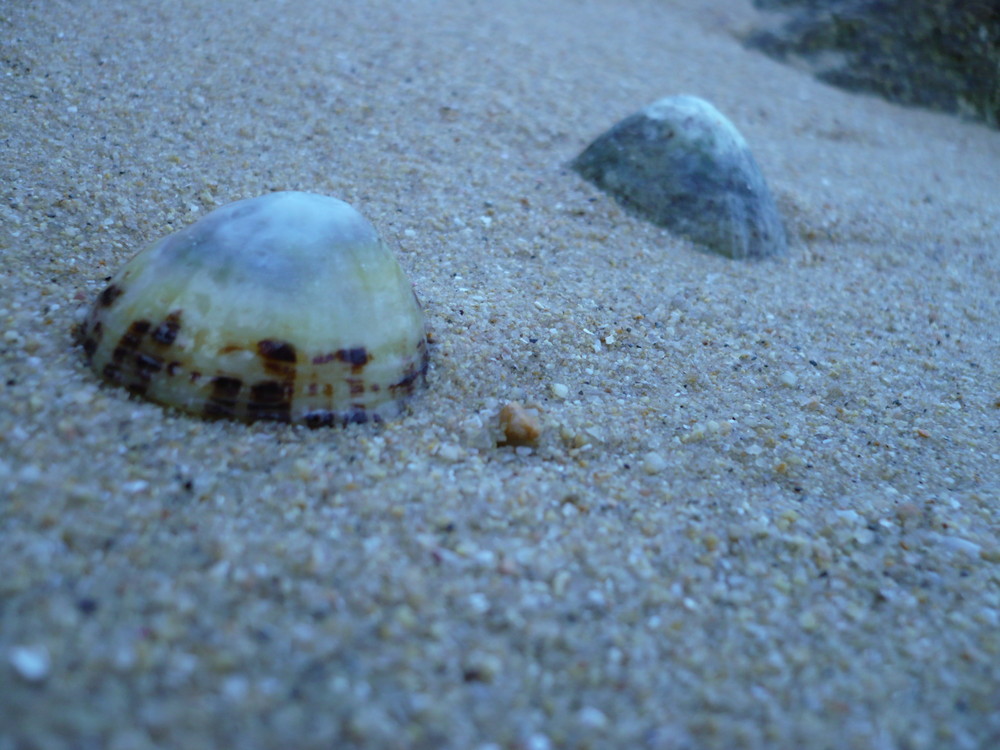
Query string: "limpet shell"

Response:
xmin=572 ymin=96 xmax=787 ymax=259
xmin=80 ymin=191 xmax=429 ymax=427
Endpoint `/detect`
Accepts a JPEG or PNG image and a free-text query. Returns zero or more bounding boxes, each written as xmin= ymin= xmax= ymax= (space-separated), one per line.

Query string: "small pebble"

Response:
xmin=10 ymin=644 xmax=51 ymax=682
xmin=577 ymin=706 xmax=609 ymax=729
xmin=642 ymin=451 xmax=668 ymax=475
xmin=437 ymin=443 xmax=463 ymax=462
xmin=498 ymin=402 xmax=542 ymax=447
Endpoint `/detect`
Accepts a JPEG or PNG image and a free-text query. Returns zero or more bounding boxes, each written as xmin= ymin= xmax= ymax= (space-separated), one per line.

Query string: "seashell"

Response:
xmin=572 ymin=95 xmax=787 ymax=259
xmin=79 ymin=191 xmax=429 ymax=427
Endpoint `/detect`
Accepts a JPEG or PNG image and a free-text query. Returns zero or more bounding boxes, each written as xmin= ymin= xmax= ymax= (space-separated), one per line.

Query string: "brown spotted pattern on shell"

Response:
xmin=80 ymin=192 xmax=429 ymax=426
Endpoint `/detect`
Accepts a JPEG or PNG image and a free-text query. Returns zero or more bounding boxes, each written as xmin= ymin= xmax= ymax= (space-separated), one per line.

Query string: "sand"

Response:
xmin=2 ymin=0 xmax=999 ymax=747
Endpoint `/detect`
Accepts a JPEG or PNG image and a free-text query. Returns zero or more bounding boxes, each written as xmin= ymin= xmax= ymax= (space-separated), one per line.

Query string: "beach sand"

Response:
xmin=2 ymin=0 xmax=999 ymax=747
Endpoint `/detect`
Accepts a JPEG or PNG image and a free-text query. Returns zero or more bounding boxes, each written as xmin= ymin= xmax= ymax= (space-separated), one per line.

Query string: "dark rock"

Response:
xmin=744 ymin=0 xmax=1000 ymax=129
xmin=572 ymin=96 xmax=787 ymax=260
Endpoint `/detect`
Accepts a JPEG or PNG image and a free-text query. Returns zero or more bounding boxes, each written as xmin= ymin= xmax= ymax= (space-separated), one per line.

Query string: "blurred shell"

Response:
xmin=572 ymin=95 xmax=787 ymax=259
xmin=79 ymin=191 xmax=429 ymax=427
